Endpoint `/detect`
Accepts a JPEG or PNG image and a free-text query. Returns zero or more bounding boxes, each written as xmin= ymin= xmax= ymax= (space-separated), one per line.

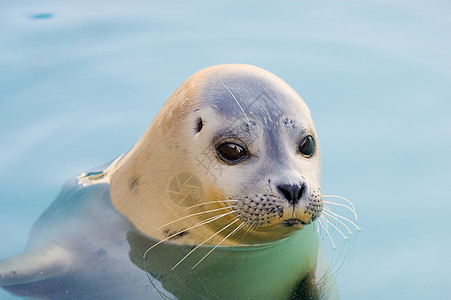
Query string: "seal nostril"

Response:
xmin=297 ymin=184 xmax=305 ymax=200
xmin=277 ymin=186 xmax=293 ymax=202
xmin=277 ymin=184 xmax=304 ymax=204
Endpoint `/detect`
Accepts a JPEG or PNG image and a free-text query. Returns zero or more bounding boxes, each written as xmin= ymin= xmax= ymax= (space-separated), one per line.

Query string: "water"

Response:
xmin=1 ymin=0 xmax=450 ymax=299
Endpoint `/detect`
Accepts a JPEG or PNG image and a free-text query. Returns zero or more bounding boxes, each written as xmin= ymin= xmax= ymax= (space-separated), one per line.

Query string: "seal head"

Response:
xmin=110 ymin=64 xmax=323 ymax=246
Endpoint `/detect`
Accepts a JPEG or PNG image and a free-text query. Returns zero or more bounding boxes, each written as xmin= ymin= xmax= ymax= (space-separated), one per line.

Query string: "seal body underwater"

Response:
xmin=0 ymin=64 xmax=338 ymax=299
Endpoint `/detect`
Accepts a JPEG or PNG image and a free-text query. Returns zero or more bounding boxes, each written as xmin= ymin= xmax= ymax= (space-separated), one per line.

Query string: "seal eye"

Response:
xmin=216 ymin=142 xmax=248 ymax=164
xmin=298 ymin=135 xmax=315 ymax=157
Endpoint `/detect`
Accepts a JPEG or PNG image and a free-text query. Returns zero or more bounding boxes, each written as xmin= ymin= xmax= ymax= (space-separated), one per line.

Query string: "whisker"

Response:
xmin=241 ymin=220 xmax=259 ymax=239
xmin=143 ymin=210 xmax=235 ymax=258
xmin=321 ymin=215 xmax=330 ymax=230
xmin=318 ymin=217 xmax=336 ymax=248
xmin=321 ymin=214 xmax=349 ymax=240
xmin=316 ymin=218 xmax=325 ymax=236
xmin=323 ymin=200 xmax=358 ymax=220
xmin=157 ymin=206 xmax=233 ymax=230
xmin=220 ymin=78 xmax=251 ymax=125
xmin=322 ymin=194 xmax=356 ymax=212
xmin=179 ymin=200 xmax=238 ymax=212
xmin=250 ymin=220 xmax=264 ymax=241
xmin=322 ymin=210 xmax=352 ymax=234
xmin=323 ymin=208 xmax=361 ymax=231
xmin=313 ymin=222 xmax=319 ymax=235
xmin=145 ymin=272 xmax=174 ymax=300
xmin=192 ymin=222 xmax=246 ymax=269
xmin=171 ymin=219 xmax=240 ymax=270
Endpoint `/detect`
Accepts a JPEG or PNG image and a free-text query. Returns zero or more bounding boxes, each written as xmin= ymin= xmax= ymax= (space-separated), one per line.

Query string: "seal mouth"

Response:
xmin=281 ymin=218 xmax=306 ymax=227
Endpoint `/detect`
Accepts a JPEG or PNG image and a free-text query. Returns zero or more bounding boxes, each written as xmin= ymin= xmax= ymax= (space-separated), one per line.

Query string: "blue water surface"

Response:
xmin=1 ymin=1 xmax=450 ymax=299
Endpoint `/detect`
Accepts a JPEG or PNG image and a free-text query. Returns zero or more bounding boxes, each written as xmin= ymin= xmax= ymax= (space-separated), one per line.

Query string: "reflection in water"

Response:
xmin=128 ymin=224 xmax=319 ymax=299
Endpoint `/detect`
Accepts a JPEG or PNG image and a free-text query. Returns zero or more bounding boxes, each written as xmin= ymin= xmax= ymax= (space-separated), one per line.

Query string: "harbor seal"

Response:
xmin=0 ymin=64 xmax=334 ymax=300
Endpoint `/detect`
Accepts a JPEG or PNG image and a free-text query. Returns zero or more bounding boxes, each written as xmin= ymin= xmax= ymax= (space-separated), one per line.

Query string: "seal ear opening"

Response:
xmin=195 ymin=117 xmax=203 ymax=134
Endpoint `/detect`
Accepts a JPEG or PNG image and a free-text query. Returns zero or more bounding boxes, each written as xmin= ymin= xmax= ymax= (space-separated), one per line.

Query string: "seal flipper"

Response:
xmin=0 ymin=245 xmax=70 ymax=287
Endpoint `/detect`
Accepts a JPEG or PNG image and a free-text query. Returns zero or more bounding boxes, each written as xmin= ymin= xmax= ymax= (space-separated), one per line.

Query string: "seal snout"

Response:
xmin=276 ymin=183 xmax=306 ymax=205
xmin=273 ymin=180 xmax=323 ymax=227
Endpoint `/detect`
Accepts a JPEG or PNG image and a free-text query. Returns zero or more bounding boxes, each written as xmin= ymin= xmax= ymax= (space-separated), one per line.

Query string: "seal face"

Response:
xmin=110 ymin=64 xmax=323 ymax=246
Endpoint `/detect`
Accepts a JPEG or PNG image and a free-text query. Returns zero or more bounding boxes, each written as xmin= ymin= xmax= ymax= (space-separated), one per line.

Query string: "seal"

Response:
xmin=0 ymin=64 xmax=336 ymax=300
